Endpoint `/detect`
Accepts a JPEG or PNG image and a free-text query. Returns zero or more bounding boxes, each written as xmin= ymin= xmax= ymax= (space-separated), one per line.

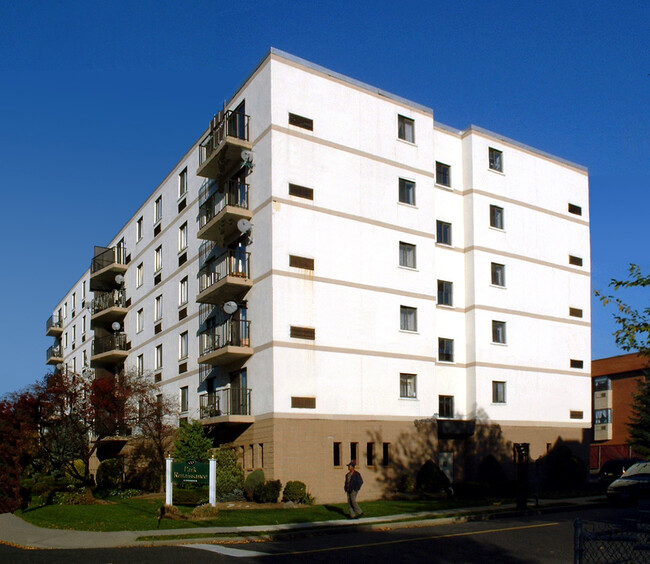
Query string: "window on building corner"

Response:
xmin=137 ymin=354 xmax=144 ymax=376
xmin=489 ymin=148 xmax=503 ymax=172
xmin=492 ymin=320 xmax=506 ymax=344
xmin=399 ymin=242 xmax=416 ymax=268
xmin=436 ymin=161 xmax=451 ymax=187
xmin=400 ymin=373 xmax=417 ymax=398
xmin=436 ymin=220 xmax=452 ymax=245
xmin=136 ymin=308 xmax=144 ymax=333
xmin=398 ymin=115 xmax=415 ymax=143
xmin=179 ymin=276 xmax=188 ymax=306
xmin=136 ymin=217 xmax=143 ymax=241
xmin=179 ymin=168 xmax=188 ymax=198
xmin=154 ymin=246 xmax=162 ymax=273
xmin=438 ymin=395 xmax=454 ymax=418
xmin=136 ymin=263 xmax=143 ymax=287
xmin=491 ymin=262 xmax=506 ymax=287
xmin=438 ymin=338 xmax=454 ymax=362
xmin=400 ymin=306 xmax=417 ymax=332
xmin=492 ymin=381 xmax=506 ymax=403
xmin=398 ymin=178 xmax=416 ymax=205
xmin=154 ymin=195 xmax=163 ymax=223
xmin=490 ymin=205 xmax=504 ymax=229
xmin=437 ymin=280 xmax=453 ymax=306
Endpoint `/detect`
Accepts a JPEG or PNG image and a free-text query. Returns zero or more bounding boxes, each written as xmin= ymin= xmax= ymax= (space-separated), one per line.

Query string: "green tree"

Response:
xmin=596 ymin=264 xmax=649 ymax=355
xmin=173 ymin=420 xmax=211 ymax=462
xmin=213 ymin=445 xmax=244 ymax=497
xmin=627 ymin=372 xmax=650 ymax=458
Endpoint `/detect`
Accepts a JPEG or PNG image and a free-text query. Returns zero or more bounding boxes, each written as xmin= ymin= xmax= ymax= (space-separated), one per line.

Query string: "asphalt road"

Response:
xmin=0 ymin=504 xmax=643 ymax=563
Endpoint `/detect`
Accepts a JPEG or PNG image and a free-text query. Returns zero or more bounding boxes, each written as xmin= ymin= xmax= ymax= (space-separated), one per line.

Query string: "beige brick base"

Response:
xmin=208 ymin=415 xmax=589 ymax=503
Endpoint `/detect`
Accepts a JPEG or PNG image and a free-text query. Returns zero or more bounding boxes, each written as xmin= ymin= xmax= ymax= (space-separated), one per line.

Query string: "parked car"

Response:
xmin=606 ymin=462 xmax=650 ymax=504
xmin=598 ymin=458 xmax=644 ymax=484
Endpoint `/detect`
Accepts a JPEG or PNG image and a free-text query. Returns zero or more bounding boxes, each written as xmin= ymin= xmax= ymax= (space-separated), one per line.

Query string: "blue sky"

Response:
xmin=0 ymin=1 xmax=648 ymax=396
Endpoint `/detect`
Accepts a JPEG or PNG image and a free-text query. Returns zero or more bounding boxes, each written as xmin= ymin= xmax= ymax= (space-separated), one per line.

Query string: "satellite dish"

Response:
xmin=237 ymin=219 xmax=252 ymax=234
xmin=111 ymin=321 xmax=121 ymax=332
xmin=241 ymin=150 xmax=254 ymax=163
xmin=223 ymin=301 xmax=238 ymax=315
xmin=115 ymin=274 xmax=124 ymax=285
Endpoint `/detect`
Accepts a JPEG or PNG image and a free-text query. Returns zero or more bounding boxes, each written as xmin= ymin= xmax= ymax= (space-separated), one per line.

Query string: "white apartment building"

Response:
xmin=45 ymin=48 xmax=591 ymax=501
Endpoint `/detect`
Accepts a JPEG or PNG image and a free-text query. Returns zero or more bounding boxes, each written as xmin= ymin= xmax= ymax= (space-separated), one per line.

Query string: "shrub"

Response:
xmin=398 ymin=474 xmax=416 ymax=493
xmin=416 ymin=460 xmax=450 ymax=493
xmin=173 ymin=487 xmax=209 ymax=506
xmin=282 ymin=481 xmax=308 ymax=503
xmin=108 ymin=488 xmax=142 ymax=499
xmin=543 ymin=445 xmax=587 ymax=490
xmin=96 ymin=458 xmax=123 ymax=490
xmin=451 ymin=481 xmax=488 ymax=499
xmin=254 ymin=479 xmax=282 ymax=503
xmin=52 ymin=489 xmax=96 ymax=505
xmin=243 ymin=469 xmax=265 ymax=501
xmin=479 ymin=455 xmax=508 ymax=495
xmin=217 ymin=488 xmax=246 ymax=502
xmin=192 ymin=503 xmax=220 ymax=518
xmin=213 ymin=446 xmax=245 ymax=498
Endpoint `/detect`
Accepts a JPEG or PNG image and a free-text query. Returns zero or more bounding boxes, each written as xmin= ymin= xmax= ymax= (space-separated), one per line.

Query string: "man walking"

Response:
xmin=344 ymin=460 xmax=363 ymax=519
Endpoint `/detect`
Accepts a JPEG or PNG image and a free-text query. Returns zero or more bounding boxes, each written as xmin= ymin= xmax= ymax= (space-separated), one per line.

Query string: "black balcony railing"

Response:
xmin=46 ymin=344 xmax=62 ymax=362
xmin=199 ymin=250 xmax=251 ymax=293
xmin=199 ymin=181 xmax=250 ymax=229
xmin=199 ymin=110 xmax=250 ymax=166
xmin=46 ymin=314 xmax=62 ymax=332
xmin=199 ymin=320 xmax=251 ymax=356
xmin=200 ymin=387 xmax=251 ymax=418
xmin=91 ymin=289 xmax=128 ymax=315
xmin=91 ymin=246 xmax=127 ymax=273
xmin=92 ymin=333 xmax=128 ymax=356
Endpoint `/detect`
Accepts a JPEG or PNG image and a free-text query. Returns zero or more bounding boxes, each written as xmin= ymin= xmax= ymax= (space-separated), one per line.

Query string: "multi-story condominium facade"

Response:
xmin=45 ymin=48 xmax=591 ymax=501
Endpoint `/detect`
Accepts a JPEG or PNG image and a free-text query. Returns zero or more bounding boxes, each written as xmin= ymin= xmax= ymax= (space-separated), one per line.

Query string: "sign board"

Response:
xmin=171 ymin=460 xmax=210 ymax=485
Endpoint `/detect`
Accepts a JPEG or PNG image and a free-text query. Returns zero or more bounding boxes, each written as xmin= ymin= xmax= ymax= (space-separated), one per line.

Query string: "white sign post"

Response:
xmin=209 ymin=456 xmax=217 ymax=507
xmin=165 ymin=456 xmax=173 ymax=506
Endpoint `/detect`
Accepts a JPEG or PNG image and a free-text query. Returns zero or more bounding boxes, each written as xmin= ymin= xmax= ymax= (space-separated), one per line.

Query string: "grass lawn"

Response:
xmin=16 ymin=497 xmax=489 ymax=532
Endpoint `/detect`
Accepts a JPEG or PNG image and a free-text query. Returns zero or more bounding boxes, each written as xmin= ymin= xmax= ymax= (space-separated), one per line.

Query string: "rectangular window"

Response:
xmin=179 ymin=331 xmax=188 ymax=360
xmin=399 ymin=242 xmax=416 ymax=268
xmin=350 ymin=442 xmax=358 ymax=463
xmin=570 ymin=359 xmax=584 ymax=369
xmin=289 ymin=255 xmax=315 ymax=270
xmin=594 ymin=409 xmax=611 ymax=424
xmin=82 ymin=350 xmax=88 ymax=367
xmin=179 ymin=168 xmax=187 ymax=198
xmin=400 ymin=306 xmax=417 ymax=332
xmin=137 ymin=354 xmax=144 ymax=376
xmin=82 ymin=315 xmax=86 ymax=335
xmin=489 ymin=147 xmax=503 ymax=172
xmin=436 ymin=161 xmax=451 ymax=187
xmin=82 ymin=281 xmax=86 ymax=299
xmin=382 ymin=443 xmax=390 ymax=466
xmin=64 ymin=302 xmax=68 ymax=318
xmin=136 ymin=308 xmax=144 ymax=333
xmin=569 ymin=307 xmax=583 ymax=318
xmin=72 ymin=325 xmax=76 ymax=342
xmin=155 ymin=344 xmax=163 ymax=370
xmin=398 ymin=115 xmax=415 ymax=143
xmin=400 ymin=373 xmax=417 ymax=398
xmin=398 ymin=178 xmax=416 ymax=205
xmin=490 ymin=205 xmax=504 ymax=229
xmin=439 ymin=395 xmax=454 ymax=418
xmin=154 ymin=246 xmax=162 ymax=273
xmin=492 ymin=381 xmax=506 ymax=403
xmin=179 ymin=276 xmax=188 ymax=306
xmin=72 ymin=292 xmax=76 ymax=311
xmin=136 ymin=217 xmax=143 ymax=241
xmin=333 ymin=442 xmax=341 ymax=466
xmin=288 ymin=112 xmax=313 ymax=131
xmin=154 ymin=195 xmax=163 ymax=223
xmin=290 ymin=326 xmax=315 ymax=340
xmin=571 ymin=410 xmax=585 ymax=420
xmin=491 ymin=262 xmax=506 ymax=287
xmin=154 ymin=295 xmax=163 ymax=321
xmin=178 ymin=222 xmax=188 ymax=252
xmin=594 ymin=377 xmax=611 ymax=392
xmin=180 ymin=386 xmax=188 ymax=413
xmin=436 ymin=220 xmax=452 ymax=245
xmin=569 ymin=255 xmax=583 ymax=266
xmin=437 ymin=280 xmax=453 ymax=306
xmin=438 ymin=338 xmax=454 ymax=362
xmin=136 ymin=263 xmax=143 ymax=287
xmin=64 ymin=331 xmax=68 ymax=347
xmin=291 ymin=396 xmax=316 ymax=409
xmin=568 ymin=203 xmax=582 ymax=216
xmin=366 ymin=443 xmax=374 ymax=466
xmin=492 ymin=321 xmax=507 ymax=344
xmin=288 ymin=183 xmax=314 ymax=200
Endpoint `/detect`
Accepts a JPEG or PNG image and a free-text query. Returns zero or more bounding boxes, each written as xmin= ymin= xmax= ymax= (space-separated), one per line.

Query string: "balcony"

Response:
xmin=198 ymin=320 xmax=252 ymax=366
xmin=199 ymin=387 xmax=254 ymax=424
xmin=594 ymin=423 xmax=613 ymax=441
xmin=437 ymin=419 xmax=476 ymax=438
xmin=90 ymin=246 xmax=128 ymax=292
xmin=594 ymin=390 xmax=613 ymax=411
xmin=91 ymin=333 xmax=129 ymax=366
xmin=45 ymin=314 xmax=63 ymax=337
xmin=197 ymin=181 xmax=252 ymax=245
xmin=197 ymin=110 xmax=252 ymax=179
xmin=46 ymin=345 xmax=64 ymax=365
xmin=91 ymin=290 xmax=128 ymax=328
xmin=197 ymin=250 xmax=252 ymax=304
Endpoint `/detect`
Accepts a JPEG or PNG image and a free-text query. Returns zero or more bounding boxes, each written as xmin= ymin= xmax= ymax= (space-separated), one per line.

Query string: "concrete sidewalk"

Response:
xmin=0 ymin=497 xmax=605 ymax=550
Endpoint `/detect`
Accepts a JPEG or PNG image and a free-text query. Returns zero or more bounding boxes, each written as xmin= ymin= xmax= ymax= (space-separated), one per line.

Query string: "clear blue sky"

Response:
xmin=0 ymin=1 xmax=648 ymax=396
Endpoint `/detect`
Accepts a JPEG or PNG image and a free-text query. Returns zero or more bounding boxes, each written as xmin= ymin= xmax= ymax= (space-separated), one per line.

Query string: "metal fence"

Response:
xmin=574 ymin=518 xmax=650 ymax=563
